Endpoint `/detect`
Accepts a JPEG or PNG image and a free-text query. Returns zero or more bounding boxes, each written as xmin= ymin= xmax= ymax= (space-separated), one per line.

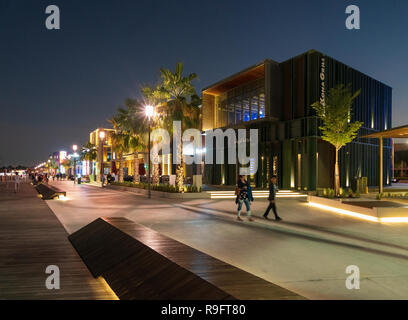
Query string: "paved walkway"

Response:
xmin=0 ymin=182 xmax=117 ymax=299
xmin=47 ymin=181 xmax=408 ymax=299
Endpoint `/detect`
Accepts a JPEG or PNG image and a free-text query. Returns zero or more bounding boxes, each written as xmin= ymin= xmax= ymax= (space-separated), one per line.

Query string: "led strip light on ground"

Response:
xmin=307 ymin=202 xmax=408 ymax=223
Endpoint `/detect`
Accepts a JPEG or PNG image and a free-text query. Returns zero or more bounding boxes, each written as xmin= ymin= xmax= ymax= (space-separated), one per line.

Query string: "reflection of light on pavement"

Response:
xmin=57 ymin=195 xmax=69 ymax=201
xmin=98 ymin=277 xmax=119 ymax=300
xmin=308 ymin=202 xmax=408 ymax=223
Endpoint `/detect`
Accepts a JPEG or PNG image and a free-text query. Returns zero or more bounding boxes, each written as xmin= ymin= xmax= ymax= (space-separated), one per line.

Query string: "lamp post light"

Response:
xmin=99 ymin=131 xmax=105 ymax=187
xmin=72 ymin=145 xmax=78 ymax=184
xmin=145 ymin=105 xmax=154 ymax=199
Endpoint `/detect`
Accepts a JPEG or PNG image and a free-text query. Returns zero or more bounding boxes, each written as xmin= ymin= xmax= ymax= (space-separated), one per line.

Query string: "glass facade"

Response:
xmin=217 ymin=78 xmax=265 ymax=127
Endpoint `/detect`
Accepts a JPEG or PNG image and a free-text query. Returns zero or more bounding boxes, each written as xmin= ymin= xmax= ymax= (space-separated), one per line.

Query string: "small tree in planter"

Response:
xmin=312 ymin=84 xmax=363 ymax=197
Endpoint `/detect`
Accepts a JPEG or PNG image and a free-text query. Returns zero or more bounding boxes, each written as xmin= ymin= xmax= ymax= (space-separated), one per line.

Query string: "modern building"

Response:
xmin=201 ymin=49 xmax=392 ymax=190
xmin=393 ymin=142 xmax=408 ymax=180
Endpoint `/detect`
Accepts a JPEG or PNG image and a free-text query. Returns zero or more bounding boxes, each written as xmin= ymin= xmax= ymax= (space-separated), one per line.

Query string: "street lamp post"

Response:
xmin=145 ymin=105 xmax=154 ymax=199
xmin=72 ymin=145 xmax=77 ymax=184
xmin=99 ymin=131 xmax=105 ymax=188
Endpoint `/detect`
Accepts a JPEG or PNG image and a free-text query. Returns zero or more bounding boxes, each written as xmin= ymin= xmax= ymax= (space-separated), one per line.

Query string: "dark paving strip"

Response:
xmin=0 ymin=183 xmax=116 ymax=300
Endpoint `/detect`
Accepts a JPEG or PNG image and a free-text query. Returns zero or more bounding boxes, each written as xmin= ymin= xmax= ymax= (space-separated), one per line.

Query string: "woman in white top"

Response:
xmin=14 ymin=173 xmax=20 ymax=193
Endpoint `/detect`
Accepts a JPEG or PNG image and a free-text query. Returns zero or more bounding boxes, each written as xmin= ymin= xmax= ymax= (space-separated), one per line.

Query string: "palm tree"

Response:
xmin=109 ymin=128 xmax=129 ymax=183
xmin=60 ymin=158 xmax=73 ymax=175
xmin=110 ymin=99 xmax=148 ymax=183
xmin=81 ymin=142 xmax=97 ymax=180
xmin=145 ymin=62 xmax=201 ymax=192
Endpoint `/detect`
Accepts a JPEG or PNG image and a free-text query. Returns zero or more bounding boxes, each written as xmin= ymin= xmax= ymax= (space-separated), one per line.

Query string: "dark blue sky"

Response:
xmin=1 ymin=0 xmax=407 ymax=166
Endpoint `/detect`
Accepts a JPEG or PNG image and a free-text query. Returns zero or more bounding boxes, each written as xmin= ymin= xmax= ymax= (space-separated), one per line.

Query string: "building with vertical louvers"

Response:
xmin=201 ymin=50 xmax=392 ymax=190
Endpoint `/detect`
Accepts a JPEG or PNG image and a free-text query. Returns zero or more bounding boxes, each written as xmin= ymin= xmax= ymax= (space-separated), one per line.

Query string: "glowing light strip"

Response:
xmin=308 ymin=202 xmax=379 ymax=222
xmin=379 ymin=217 xmax=408 ymax=223
xmin=309 ymin=202 xmax=408 ymax=223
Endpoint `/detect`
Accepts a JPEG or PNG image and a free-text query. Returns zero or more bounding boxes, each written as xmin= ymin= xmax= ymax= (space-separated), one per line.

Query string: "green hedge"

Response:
xmin=110 ymin=181 xmax=202 ymax=193
xmin=315 ymin=187 xmax=360 ymax=199
xmin=376 ymin=192 xmax=408 ymax=200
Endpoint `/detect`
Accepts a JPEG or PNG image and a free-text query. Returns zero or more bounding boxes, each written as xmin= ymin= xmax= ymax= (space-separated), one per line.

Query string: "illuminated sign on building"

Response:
xmin=320 ymin=57 xmax=326 ymax=106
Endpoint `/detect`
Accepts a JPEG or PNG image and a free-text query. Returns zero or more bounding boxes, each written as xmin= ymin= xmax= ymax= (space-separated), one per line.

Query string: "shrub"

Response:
xmin=327 ymin=189 xmax=335 ymax=198
xmin=110 ymin=181 xmax=201 ymax=193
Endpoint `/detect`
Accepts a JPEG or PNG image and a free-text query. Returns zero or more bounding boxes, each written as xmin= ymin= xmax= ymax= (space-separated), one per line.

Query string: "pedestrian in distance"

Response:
xmin=14 ymin=172 xmax=20 ymax=193
xmin=235 ymin=175 xmax=254 ymax=222
xmin=263 ymin=175 xmax=282 ymax=221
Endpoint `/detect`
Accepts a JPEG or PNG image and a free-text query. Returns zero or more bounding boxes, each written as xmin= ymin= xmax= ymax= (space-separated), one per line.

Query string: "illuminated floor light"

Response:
xmin=308 ymin=202 xmax=408 ymax=223
xmin=307 ymin=202 xmax=379 ymax=222
xmin=379 ymin=217 xmax=408 ymax=223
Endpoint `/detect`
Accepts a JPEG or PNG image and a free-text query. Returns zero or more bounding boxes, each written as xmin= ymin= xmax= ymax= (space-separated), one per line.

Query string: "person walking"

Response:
xmin=14 ymin=173 xmax=20 ymax=193
xmin=235 ymin=175 xmax=254 ymax=222
xmin=263 ymin=175 xmax=282 ymax=221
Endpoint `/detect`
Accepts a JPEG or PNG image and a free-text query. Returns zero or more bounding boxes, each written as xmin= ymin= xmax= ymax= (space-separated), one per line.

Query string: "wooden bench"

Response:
xmin=35 ymin=183 xmax=66 ymax=200
xmin=69 ymin=217 xmax=305 ymax=300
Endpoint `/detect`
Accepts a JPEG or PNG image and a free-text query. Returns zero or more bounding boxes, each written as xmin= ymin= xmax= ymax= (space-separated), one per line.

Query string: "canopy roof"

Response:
xmin=361 ymin=124 xmax=408 ymax=139
xmin=202 ymin=61 xmax=268 ymax=96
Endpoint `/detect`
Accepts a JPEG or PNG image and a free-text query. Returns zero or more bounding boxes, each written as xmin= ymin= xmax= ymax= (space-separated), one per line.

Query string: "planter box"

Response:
xmin=106 ymin=184 xmax=209 ymax=199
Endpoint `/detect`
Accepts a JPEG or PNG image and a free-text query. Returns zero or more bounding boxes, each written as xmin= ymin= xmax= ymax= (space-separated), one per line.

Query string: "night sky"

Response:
xmin=1 ymin=0 xmax=407 ymax=167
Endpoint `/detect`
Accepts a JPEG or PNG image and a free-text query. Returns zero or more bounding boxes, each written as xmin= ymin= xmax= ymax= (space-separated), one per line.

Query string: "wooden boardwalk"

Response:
xmin=70 ymin=217 xmax=304 ymax=300
xmin=0 ymin=183 xmax=117 ymax=299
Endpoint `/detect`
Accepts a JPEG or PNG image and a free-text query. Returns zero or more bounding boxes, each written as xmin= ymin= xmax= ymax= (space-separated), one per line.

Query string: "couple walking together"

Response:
xmin=235 ymin=175 xmax=282 ymax=221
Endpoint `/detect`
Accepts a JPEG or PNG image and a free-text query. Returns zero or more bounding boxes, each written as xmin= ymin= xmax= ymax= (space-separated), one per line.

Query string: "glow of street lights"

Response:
xmin=73 ymin=144 xmax=78 ymax=152
xmin=145 ymin=105 xmax=154 ymax=119
xmin=99 ymin=131 xmax=105 ymax=139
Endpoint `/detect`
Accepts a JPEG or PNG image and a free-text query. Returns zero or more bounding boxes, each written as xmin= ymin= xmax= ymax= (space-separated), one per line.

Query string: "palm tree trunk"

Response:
xmin=175 ymin=143 xmax=184 ymax=192
xmin=335 ymin=148 xmax=340 ymax=197
xmin=119 ymin=153 xmax=124 ymax=182
xmin=153 ymin=164 xmax=159 ymax=185
xmin=133 ymin=152 xmax=139 ymax=183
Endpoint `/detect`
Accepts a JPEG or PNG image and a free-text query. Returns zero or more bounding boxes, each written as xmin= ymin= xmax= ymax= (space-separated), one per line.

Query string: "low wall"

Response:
xmin=106 ymin=184 xmax=209 ymax=199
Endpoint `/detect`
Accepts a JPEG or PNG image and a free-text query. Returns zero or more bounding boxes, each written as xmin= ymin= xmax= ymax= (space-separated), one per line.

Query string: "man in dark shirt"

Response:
xmin=263 ymin=175 xmax=282 ymax=221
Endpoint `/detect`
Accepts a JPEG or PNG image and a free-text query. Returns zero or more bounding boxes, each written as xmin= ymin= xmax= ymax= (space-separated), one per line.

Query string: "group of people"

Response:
xmin=29 ymin=173 xmax=48 ymax=184
xmin=235 ymin=174 xmax=282 ymax=222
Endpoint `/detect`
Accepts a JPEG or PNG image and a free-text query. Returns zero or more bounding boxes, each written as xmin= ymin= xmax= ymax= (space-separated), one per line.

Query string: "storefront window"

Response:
xmin=251 ymin=95 xmax=258 ymax=120
xmin=259 ymin=93 xmax=265 ymax=118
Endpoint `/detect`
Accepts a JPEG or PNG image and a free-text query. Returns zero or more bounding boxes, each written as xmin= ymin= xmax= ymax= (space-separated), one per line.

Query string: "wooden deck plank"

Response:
xmin=0 ymin=183 xmax=117 ymax=300
xmin=70 ymin=216 xmax=305 ymax=300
